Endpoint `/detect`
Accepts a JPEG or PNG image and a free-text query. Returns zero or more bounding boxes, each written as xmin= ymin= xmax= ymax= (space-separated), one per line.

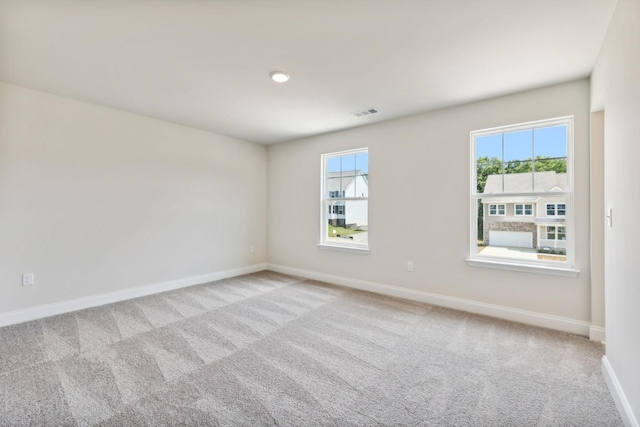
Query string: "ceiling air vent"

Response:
xmin=350 ymin=108 xmax=379 ymax=118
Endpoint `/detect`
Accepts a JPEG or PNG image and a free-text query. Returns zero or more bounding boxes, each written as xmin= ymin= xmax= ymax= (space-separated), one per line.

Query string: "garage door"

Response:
xmin=489 ymin=231 xmax=533 ymax=248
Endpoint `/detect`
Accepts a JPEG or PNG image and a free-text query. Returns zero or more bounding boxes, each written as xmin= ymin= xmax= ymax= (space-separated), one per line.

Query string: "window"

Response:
xmin=546 ymin=226 xmax=567 ymax=241
xmin=558 ymin=226 xmax=566 ymax=240
xmin=470 ymin=116 xmax=575 ymax=274
xmin=489 ymin=204 xmax=506 ymax=216
xmin=557 ymin=204 xmax=566 ymax=216
xmin=329 ymin=205 xmax=345 ymax=215
xmin=546 ymin=203 xmax=566 ymax=216
xmin=515 ymin=203 xmax=533 ymax=216
xmin=320 ymin=148 xmax=369 ymax=251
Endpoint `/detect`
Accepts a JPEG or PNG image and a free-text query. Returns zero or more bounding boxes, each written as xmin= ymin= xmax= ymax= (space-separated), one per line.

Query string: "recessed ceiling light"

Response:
xmin=270 ymin=71 xmax=290 ymax=83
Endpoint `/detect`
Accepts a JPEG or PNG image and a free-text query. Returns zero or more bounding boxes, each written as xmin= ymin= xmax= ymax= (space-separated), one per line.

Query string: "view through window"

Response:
xmin=321 ymin=148 xmax=369 ymax=249
xmin=471 ymin=117 xmax=573 ymax=266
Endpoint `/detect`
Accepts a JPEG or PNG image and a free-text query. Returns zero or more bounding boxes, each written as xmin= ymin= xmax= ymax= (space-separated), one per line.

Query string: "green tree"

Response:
xmin=476 ymin=156 xmax=502 ymax=193
xmin=505 ymin=156 xmax=567 ymax=175
xmin=475 ymin=156 xmax=502 ymax=239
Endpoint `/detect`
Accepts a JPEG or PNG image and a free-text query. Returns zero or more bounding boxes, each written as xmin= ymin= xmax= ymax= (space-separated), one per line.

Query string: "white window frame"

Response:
xmin=319 ymin=147 xmax=369 ymax=254
xmin=546 ymin=225 xmax=567 ymax=241
xmin=546 ymin=203 xmax=567 ymax=216
xmin=515 ymin=203 xmax=533 ymax=216
xmin=488 ymin=204 xmax=506 ymax=216
xmin=468 ymin=116 xmax=578 ymax=276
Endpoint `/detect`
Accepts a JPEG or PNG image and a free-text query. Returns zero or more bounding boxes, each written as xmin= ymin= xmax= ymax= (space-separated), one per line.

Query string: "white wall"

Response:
xmin=0 ymin=82 xmax=267 ymax=316
xmin=591 ymin=0 xmax=640 ymax=423
xmin=589 ymin=111 xmax=605 ymax=339
xmin=268 ymin=79 xmax=592 ymax=327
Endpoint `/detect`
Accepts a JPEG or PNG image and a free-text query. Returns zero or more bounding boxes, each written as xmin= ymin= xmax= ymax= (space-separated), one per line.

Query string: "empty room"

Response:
xmin=0 ymin=0 xmax=638 ymax=425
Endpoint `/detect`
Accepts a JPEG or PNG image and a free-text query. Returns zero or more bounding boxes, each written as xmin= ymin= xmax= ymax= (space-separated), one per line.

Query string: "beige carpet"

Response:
xmin=0 ymin=271 xmax=622 ymax=426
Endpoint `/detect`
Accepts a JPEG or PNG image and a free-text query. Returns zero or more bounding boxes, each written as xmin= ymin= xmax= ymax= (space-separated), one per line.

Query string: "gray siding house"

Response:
xmin=482 ymin=171 xmax=567 ymax=251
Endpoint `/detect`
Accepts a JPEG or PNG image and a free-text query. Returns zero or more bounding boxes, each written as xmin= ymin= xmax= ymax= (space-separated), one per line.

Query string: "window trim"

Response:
xmin=468 ymin=116 xmax=577 ymax=275
xmin=320 ymin=147 xmax=369 ymax=252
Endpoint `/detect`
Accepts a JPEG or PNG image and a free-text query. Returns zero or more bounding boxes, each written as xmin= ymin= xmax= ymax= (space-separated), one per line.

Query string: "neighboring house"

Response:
xmin=482 ymin=171 xmax=566 ymax=251
xmin=327 ymin=170 xmax=368 ymax=229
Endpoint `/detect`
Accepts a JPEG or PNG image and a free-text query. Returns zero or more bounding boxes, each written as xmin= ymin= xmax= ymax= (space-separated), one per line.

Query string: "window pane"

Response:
xmin=326 ymin=199 xmax=368 ymax=244
xmin=342 ymin=175 xmax=355 ymax=198
xmin=557 ymin=204 xmax=566 ymax=216
xmin=355 ymin=153 xmax=368 ymax=173
xmin=341 ymin=155 xmax=356 ymax=175
xmin=558 ymin=226 xmax=566 ymax=241
xmin=476 ymin=191 xmax=568 ymax=260
xmin=476 ymin=134 xmax=503 ymax=194
xmin=327 ymin=178 xmax=342 ymax=198
xmin=354 ymin=153 xmax=369 ymax=198
xmin=534 ymin=125 xmax=567 ymax=192
xmin=325 ymin=153 xmax=368 ymax=199
xmin=546 ymin=204 xmax=555 ymax=216
xmin=504 ymin=130 xmax=533 ymax=192
xmin=327 ymin=157 xmax=341 ymax=173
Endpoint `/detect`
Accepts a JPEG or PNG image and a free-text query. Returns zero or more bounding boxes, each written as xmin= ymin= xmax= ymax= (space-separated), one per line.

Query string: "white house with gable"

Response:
xmin=327 ymin=170 xmax=368 ymax=229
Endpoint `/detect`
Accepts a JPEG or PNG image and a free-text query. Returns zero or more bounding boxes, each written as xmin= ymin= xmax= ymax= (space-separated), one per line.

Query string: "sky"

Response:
xmin=476 ymin=125 xmax=567 ymax=161
xmin=328 ymin=152 xmax=369 ymax=173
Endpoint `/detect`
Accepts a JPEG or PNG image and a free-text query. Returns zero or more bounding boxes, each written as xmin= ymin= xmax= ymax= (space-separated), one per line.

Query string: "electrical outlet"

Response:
xmin=22 ymin=273 xmax=34 ymax=286
xmin=250 ymin=245 xmax=255 ymax=253
xmin=407 ymin=262 xmax=413 ymax=272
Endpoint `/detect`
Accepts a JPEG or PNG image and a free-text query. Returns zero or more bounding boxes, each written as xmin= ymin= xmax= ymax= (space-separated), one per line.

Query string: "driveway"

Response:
xmin=478 ymin=245 xmax=539 ymax=260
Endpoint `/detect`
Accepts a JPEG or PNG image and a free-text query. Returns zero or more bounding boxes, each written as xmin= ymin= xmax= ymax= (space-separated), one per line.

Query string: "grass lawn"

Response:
xmin=328 ymin=225 xmax=365 ymax=237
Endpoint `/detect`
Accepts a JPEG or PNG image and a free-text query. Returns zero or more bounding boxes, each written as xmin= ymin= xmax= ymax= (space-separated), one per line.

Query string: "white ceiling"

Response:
xmin=0 ymin=0 xmax=617 ymax=144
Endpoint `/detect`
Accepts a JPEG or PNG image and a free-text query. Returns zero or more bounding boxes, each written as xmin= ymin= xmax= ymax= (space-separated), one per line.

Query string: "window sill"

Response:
xmin=317 ymin=244 xmax=370 ymax=254
xmin=466 ymin=258 xmax=579 ymax=277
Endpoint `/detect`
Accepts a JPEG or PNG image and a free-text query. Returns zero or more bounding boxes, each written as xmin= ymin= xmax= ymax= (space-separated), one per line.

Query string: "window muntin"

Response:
xmin=489 ymin=204 xmax=506 ymax=216
xmin=546 ymin=203 xmax=567 ymax=216
xmin=321 ymin=148 xmax=369 ymax=249
xmin=558 ymin=226 xmax=566 ymax=240
xmin=471 ymin=117 xmax=573 ymax=268
xmin=515 ymin=203 xmax=533 ymax=216
xmin=546 ymin=226 xmax=567 ymax=241
xmin=329 ymin=205 xmax=345 ymax=215
xmin=557 ymin=204 xmax=566 ymax=216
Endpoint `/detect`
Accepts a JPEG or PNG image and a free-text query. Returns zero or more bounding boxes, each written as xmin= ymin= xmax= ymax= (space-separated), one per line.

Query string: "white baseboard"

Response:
xmin=589 ymin=325 xmax=606 ymax=342
xmin=0 ymin=263 xmax=268 ymax=328
xmin=268 ymin=263 xmax=591 ymax=336
xmin=602 ymin=356 xmax=639 ymax=427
